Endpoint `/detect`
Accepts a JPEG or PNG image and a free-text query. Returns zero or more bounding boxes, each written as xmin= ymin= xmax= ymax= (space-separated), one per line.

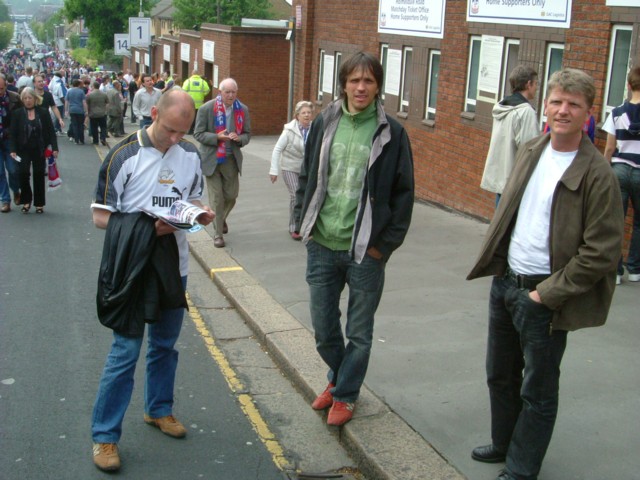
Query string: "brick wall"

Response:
xmin=292 ymin=0 xmax=640 ymax=229
xmin=126 ymin=25 xmax=290 ymax=136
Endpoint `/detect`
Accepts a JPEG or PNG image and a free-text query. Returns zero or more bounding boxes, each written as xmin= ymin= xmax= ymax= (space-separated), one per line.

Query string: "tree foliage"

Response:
xmin=0 ymin=22 xmax=12 ymax=50
xmin=62 ymin=0 xmax=154 ymax=53
xmin=173 ymin=0 xmax=273 ymax=29
xmin=0 ymin=0 xmax=9 ymax=23
xmin=30 ymin=12 xmax=64 ymax=47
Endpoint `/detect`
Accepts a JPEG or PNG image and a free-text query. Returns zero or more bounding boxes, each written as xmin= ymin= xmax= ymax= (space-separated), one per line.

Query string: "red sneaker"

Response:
xmin=311 ymin=383 xmax=335 ymax=410
xmin=327 ymin=401 xmax=355 ymax=426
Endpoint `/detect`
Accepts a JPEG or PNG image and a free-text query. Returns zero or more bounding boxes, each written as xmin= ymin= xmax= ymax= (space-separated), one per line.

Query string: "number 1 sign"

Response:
xmin=129 ymin=17 xmax=151 ymax=47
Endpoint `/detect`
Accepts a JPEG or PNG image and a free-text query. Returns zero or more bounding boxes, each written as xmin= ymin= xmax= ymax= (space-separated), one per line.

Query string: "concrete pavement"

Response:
xmin=100 ymin=120 xmax=639 ymax=480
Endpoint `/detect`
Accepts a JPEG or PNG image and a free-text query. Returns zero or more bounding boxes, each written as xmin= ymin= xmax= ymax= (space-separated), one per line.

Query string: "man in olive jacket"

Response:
xmin=467 ymin=69 xmax=624 ymax=480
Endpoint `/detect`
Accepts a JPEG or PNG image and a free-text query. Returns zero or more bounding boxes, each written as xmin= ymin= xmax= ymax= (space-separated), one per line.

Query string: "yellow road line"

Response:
xmin=186 ymin=293 xmax=291 ymax=471
xmin=209 ymin=266 xmax=244 ymax=279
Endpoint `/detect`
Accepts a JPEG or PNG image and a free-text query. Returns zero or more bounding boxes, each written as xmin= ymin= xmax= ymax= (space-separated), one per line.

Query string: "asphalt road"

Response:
xmin=0 ymin=139 xmax=359 ymax=479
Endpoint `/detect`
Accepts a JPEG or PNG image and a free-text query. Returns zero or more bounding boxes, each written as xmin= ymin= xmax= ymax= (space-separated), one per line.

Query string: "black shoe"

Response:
xmin=471 ymin=444 xmax=506 ymax=463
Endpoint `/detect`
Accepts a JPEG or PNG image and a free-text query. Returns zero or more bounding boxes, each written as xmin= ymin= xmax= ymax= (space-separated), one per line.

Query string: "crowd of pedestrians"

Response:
xmin=1 ymin=44 xmax=636 ymax=480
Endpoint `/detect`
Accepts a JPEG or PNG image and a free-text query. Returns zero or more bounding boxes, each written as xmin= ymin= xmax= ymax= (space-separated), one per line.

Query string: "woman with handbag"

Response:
xmin=9 ymin=87 xmax=58 ymax=214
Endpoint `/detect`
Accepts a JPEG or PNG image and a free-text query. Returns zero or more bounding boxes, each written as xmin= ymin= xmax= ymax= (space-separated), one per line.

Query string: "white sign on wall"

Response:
xmin=180 ymin=43 xmax=190 ymax=62
xmin=477 ymin=35 xmax=504 ymax=102
xmin=378 ymin=0 xmax=446 ymax=38
xmin=114 ymin=34 xmax=130 ymax=56
xmin=322 ymin=55 xmax=335 ymax=94
xmin=129 ymin=17 xmax=151 ymax=47
xmin=384 ymin=49 xmax=402 ymax=96
xmin=163 ymin=44 xmax=170 ymax=62
xmin=467 ymin=0 xmax=572 ymax=29
xmin=203 ymin=40 xmax=215 ymax=62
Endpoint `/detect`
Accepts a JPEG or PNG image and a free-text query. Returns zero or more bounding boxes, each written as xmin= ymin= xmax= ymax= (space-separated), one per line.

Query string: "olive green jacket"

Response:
xmin=468 ymin=134 xmax=624 ymax=331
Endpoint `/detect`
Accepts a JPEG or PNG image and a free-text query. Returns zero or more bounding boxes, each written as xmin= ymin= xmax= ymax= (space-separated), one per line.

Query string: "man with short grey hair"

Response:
xmin=194 ymin=78 xmax=251 ymax=248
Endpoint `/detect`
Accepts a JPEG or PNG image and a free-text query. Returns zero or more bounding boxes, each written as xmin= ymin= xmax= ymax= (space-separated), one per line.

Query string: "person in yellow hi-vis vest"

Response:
xmin=182 ymin=69 xmax=210 ymax=133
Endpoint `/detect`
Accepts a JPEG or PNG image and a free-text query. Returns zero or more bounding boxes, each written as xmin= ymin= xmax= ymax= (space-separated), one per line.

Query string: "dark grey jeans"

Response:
xmin=486 ymin=275 xmax=567 ymax=480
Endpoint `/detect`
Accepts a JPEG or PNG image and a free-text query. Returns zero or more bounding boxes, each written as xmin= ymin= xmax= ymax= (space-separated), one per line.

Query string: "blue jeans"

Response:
xmin=486 ymin=276 xmax=567 ymax=480
xmin=612 ymin=163 xmax=640 ymax=275
xmin=0 ymin=140 xmax=19 ymax=204
xmin=91 ymin=277 xmax=187 ymax=443
xmin=305 ymin=240 xmax=385 ymax=403
xmin=139 ymin=117 xmax=153 ymax=129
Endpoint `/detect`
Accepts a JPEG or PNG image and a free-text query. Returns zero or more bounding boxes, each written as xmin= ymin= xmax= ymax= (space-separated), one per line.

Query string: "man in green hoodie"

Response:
xmin=295 ymin=52 xmax=414 ymax=426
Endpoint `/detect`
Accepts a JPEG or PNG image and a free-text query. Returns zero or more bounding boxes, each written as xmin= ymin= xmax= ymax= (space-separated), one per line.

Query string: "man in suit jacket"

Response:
xmin=194 ymin=78 xmax=251 ymax=248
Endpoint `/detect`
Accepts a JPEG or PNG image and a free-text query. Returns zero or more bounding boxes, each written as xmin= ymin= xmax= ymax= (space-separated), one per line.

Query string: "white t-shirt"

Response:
xmin=508 ymin=144 xmax=577 ymax=275
xmin=91 ymin=129 xmax=204 ymax=276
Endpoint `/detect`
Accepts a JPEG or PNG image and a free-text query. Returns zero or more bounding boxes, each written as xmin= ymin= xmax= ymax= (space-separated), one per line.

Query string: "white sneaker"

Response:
xmin=616 ymin=275 xmax=622 ymax=285
xmin=628 ymin=273 xmax=640 ymax=282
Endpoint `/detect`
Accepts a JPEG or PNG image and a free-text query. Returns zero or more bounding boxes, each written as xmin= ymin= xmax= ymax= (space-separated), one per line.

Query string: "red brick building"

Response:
xmin=291 ymin=0 xmax=640 ymax=222
xmin=123 ymin=0 xmax=639 ymax=225
xmin=124 ymin=25 xmax=290 ymax=135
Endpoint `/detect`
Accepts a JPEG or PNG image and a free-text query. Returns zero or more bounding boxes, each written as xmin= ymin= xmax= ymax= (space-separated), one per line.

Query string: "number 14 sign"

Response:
xmin=114 ymin=33 xmax=130 ymax=55
xmin=129 ymin=17 xmax=151 ymax=47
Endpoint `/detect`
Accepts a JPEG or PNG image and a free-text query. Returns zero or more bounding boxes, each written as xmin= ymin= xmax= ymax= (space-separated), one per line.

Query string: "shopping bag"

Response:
xmin=46 ymin=149 xmax=62 ymax=191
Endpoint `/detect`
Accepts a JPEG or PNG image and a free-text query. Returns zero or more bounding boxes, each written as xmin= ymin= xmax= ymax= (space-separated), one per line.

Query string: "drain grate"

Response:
xmin=282 ymin=467 xmax=361 ymax=480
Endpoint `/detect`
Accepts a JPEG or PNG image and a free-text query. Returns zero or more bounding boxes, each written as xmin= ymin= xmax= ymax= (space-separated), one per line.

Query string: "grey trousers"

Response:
xmin=205 ymin=156 xmax=239 ymax=237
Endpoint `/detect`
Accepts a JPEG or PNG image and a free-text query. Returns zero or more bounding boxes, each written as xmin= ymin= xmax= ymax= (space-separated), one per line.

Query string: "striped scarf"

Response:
xmin=214 ymin=95 xmax=244 ymax=164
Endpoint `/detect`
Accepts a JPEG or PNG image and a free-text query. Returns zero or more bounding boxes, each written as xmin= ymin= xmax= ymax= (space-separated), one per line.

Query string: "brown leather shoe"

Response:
xmin=92 ymin=443 xmax=121 ymax=471
xmin=311 ymin=383 xmax=335 ymax=410
xmin=214 ymin=236 xmax=225 ymax=248
xmin=1 ymin=203 xmax=10 ymax=213
xmin=13 ymin=192 xmax=20 ymax=205
xmin=144 ymin=414 xmax=187 ymax=438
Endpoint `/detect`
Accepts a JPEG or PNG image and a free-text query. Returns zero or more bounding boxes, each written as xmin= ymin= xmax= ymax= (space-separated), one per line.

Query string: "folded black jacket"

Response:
xmin=96 ymin=212 xmax=187 ymax=337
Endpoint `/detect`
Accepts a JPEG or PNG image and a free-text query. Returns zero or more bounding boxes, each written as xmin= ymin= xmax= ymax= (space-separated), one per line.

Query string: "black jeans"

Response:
xmin=70 ymin=113 xmax=85 ymax=143
xmin=486 ymin=275 xmax=567 ymax=480
xmin=90 ymin=116 xmax=107 ymax=143
xmin=18 ymin=149 xmax=45 ymax=207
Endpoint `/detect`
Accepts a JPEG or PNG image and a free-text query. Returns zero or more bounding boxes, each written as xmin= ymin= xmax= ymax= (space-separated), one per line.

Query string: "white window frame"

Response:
xmin=425 ymin=50 xmax=441 ymax=121
xmin=465 ymin=35 xmax=482 ymax=113
xmin=317 ymin=49 xmax=325 ymax=102
xmin=400 ymin=46 xmax=413 ymax=113
xmin=540 ymin=43 xmax=565 ymax=127
xmin=499 ymin=39 xmax=521 ymax=100
xmin=380 ymin=44 xmax=389 ymax=101
xmin=333 ymin=52 xmax=342 ymax=100
xmin=603 ymin=25 xmax=633 ymax=120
